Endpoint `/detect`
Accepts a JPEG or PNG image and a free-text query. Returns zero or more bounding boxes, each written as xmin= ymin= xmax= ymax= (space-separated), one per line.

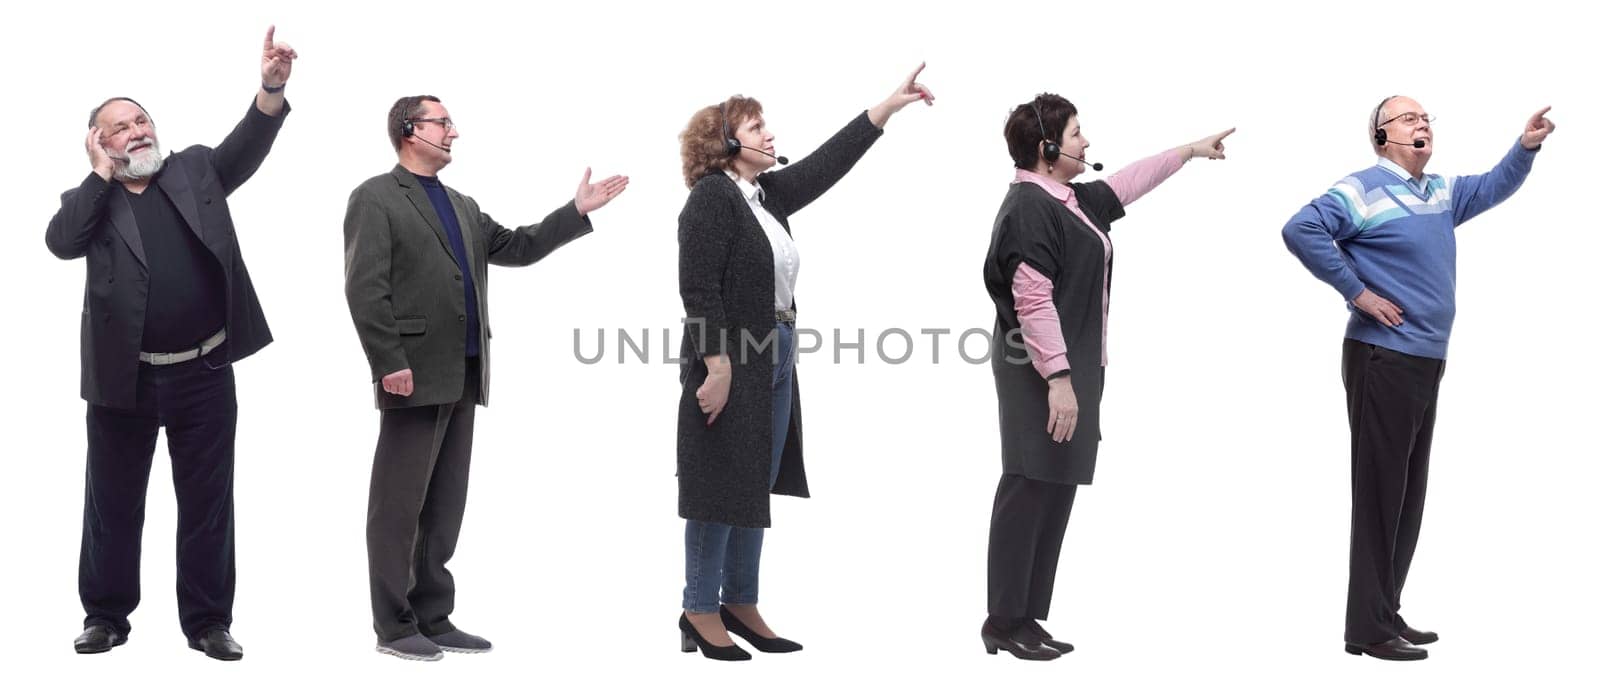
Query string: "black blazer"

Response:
xmin=676 ymin=111 xmax=882 ymax=528
xmin=343 ymin=166 xmax=592 ymax=410
xmin=45 ymin=101 xmax=290 ymax=409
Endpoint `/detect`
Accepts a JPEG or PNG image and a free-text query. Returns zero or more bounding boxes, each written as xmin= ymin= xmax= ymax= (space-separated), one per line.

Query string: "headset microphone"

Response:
xmin=1375 ymin=128 xmax=1426 ymax=148
xmin=1062 ymin=153 xmax=1103 ymax=171
xmin=414 ymin=136 xmax=452 ymax=153
xmin=743 ymin=147 xmax=789 ymax=164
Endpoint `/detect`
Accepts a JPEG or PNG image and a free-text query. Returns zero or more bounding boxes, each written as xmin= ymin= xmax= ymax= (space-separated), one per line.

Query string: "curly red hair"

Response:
xmin=680 ymin=96 xmax=763 ymax=188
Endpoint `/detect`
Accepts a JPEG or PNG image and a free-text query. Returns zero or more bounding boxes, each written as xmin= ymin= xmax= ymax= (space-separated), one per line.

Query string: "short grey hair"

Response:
xmin=1368 ymin=95 xmax=1397 ymax=151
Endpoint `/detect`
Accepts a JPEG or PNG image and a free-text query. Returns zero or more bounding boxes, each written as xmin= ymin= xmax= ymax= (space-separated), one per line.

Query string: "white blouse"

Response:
xmin=726 ymin=170 xmax=799 ymax=311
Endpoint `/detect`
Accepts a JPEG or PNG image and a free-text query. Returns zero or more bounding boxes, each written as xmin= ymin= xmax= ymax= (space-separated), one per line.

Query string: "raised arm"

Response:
xmin=1450 ymin=107 xmax=1550 ymax=225
xmin=212 ymin=26 xmax=296 ymax=194
xmin=759 ymin=63 xmax=931 ymax=216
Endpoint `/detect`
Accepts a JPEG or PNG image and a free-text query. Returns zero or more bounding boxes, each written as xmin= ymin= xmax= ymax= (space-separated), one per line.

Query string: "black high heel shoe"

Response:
xmin=981 ymin=617 xmax=1060 ymax=661
xmin=679 ymin=613 xmax=752 ymax=661
xmin=1024 ymin=619 xmax=1074 ymax=654
xmin=720 ymin=606 xmax=803 ymax=653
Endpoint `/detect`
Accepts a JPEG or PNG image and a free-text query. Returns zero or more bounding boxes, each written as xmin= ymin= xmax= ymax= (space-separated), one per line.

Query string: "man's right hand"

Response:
xmin=381 ymin=368 xmax=414 ymax=396
xmin=86 ymin=127 xmax=114 ymax=181
xmin=1353 ymin=289 xmax=1404 ymax=327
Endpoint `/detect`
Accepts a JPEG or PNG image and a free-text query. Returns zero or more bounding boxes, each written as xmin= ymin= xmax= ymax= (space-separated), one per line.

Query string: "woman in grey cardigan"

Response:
xmin=674 ymin=65 xmax=934 ymax=661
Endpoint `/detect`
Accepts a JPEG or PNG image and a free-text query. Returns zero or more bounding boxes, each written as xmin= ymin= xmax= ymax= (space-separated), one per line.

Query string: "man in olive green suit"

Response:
xmin=342 ymin=94 xmax=627 ymax=661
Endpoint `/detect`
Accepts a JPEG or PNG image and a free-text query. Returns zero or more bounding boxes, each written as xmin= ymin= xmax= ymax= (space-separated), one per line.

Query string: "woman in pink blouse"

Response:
xmin=979 ymin=93 xmax=1233 ymax=660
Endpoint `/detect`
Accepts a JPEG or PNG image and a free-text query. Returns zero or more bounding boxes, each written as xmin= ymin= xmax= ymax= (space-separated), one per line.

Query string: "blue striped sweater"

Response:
xmin=1282 ymin=140 xmax=1538 ymax=359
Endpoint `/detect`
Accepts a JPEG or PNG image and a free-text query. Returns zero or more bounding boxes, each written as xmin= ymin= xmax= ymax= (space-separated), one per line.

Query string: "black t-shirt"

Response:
xmin=124 ymin=183 xmax=226 ymax=352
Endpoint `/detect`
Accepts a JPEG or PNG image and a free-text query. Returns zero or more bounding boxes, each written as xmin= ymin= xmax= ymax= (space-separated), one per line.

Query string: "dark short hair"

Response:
xmin=88 ymin=97 xmax=151 ymax=129
xmin=1003 ymin=93 xmax=1078 ymax=169
xmin=387 ymin=95 xmax=441 ymax=151
xmin=679 ymin=96 xmax=763 ymax=188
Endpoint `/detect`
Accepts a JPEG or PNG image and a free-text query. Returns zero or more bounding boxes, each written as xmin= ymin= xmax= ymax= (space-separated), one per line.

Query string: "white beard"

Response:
xmin=115 ymin=137 xmax=164 ymax=181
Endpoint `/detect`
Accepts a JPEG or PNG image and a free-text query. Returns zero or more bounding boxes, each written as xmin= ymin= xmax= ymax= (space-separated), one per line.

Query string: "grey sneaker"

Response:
xmin=376 ymin=633 xmax=444 ymax=661
xmin=428 ymin=629 xmax=493 ymax=653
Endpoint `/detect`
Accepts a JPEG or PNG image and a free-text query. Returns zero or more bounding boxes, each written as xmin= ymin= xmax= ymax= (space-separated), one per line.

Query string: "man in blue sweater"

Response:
xmin=1283 ymin=95 xmax=1555 ymax=661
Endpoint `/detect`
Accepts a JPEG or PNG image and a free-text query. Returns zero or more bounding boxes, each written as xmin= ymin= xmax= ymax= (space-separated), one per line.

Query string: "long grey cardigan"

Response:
xmin=677 ymin=111 xmax=883 ymax=528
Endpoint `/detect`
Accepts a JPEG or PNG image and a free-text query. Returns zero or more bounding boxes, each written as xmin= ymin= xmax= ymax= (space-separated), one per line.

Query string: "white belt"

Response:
xmin=139 ymin=328 xmax=226 ymax=366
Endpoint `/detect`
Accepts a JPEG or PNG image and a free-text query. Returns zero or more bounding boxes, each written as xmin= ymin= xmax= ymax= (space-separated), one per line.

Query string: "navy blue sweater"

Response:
xmin=416 ymin=174 xmax=481 ymax=358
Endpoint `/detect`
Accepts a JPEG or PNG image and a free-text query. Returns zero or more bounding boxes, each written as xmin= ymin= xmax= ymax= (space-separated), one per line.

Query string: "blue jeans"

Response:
xmin=683 ymin=321 xmax=795 ymax=613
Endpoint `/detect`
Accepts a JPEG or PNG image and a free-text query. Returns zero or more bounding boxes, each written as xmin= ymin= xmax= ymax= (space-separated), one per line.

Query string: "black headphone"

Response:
xmin=1030 ymin=100 xmax=1061 ymax=163
xmin=1372 ymin=95 xmax=1396 ymax=146
xmin=719 ymin=102 xmax=740 ymax=156
xmin=401 ymin=118 xmax=416 ymax=138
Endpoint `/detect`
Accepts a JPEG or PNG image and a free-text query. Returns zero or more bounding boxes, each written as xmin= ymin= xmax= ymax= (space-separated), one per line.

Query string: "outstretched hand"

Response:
xmin=574 ymin=168 xmax=629 ymax=216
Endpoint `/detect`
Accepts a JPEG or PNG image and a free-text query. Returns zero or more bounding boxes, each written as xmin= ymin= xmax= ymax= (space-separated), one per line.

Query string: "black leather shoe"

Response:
xmin=1400 ymin=625 xmax=1438 ymax=645
xmin=189 ymin=629 xmax=244 ymax=661
xmin=981 ymin=617 xmax=1060 ymax=661
xmin=679 ymin=613 xmax=751 ymax=661
xmin=73 ymin=625 xmax=126 ymax=654
xmin=1023 ymin=620 xmax=1074 ymax=654
xmin=1344 ymin=637 xmax=1427 ymax=661
xmin=719 ymin=606 xmax=802 ymax=653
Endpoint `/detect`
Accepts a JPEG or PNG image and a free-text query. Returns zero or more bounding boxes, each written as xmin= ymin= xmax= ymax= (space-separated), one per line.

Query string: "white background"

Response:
xmin=3 ymin=1 xmax=1594 ymax=680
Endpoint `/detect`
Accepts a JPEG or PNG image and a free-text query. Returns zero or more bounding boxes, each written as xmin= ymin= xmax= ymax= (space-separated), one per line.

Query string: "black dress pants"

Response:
xmin=1342 ymin=339 xmax=1446 ymax=645
xmin=80 ymin=356 xmax=238 ymax=640
xmin=367 ymin=359 xmax=479 ymax=642
xmin=986 ymin=474 xmax=1078 ymax=620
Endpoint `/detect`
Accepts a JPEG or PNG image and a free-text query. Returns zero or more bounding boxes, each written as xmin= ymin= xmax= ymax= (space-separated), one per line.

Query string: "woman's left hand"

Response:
xmin=1183 ymin=127 xmax=1236 ymax=161
xmin=867 ymin=62 xmax=935 ymax=128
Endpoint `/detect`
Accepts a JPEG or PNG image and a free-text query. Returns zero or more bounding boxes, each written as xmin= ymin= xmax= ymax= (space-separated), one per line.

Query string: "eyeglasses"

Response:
xmin=1378 ymin=112 xmax=1436 ymax=127
xmin=411 ymin=117 xmax=455 ymax=131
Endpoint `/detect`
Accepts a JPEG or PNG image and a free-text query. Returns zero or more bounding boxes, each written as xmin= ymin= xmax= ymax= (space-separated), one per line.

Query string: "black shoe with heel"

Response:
xmin=1024 ymin=620 xmax=1073 ymax=654
xmin=720 ymin=606 xmax=803 ymax=653
xmin=679 ymin=613 xmax=752 ymax=661
xmin=981 ymin=617 xmax=1060 ymax=661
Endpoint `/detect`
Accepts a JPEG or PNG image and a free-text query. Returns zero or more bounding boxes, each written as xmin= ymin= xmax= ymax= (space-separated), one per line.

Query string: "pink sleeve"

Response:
xmin=1106 ymin=148 xmax=1185 ymax=207
xmin=1012 ymin=262 xmax=1069 ymax=379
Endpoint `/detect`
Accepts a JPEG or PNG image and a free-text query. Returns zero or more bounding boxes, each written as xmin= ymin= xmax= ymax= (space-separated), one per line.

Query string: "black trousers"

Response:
xmin=80 ymin=356 xmax=237 ymax=640
xmin=986 ymin=474 xmax=1078 ymax=620
xmin=366 ymin=359 xmax=479 ymax=641
xmin=1342 ymin=339 xmax=1445 ymax=645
